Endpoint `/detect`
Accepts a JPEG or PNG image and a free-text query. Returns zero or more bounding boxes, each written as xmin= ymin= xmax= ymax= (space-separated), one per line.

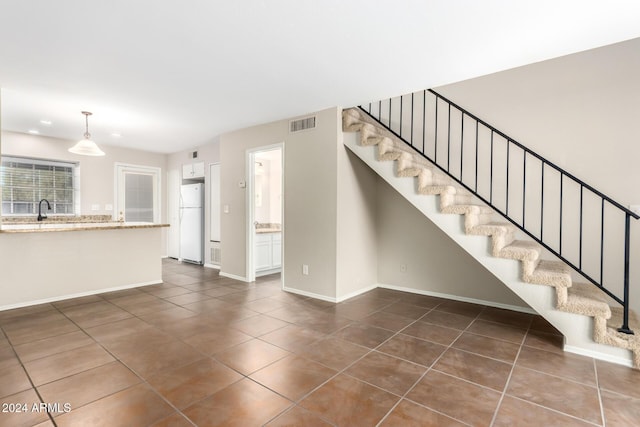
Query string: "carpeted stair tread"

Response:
xmin=441 ymin=204 xmax=495 ymax=215
xmin=396 ymin=154 xmax=426 ymax=177
xmin=359 ymin=123 xmax=398 ymax=148
xmin=470 ymin=222 xmax=515 ymax=236
xmin=499 ymin=240 xmax=541 ymax=261
xmin=526 ymin=260 xmax=572 ymax=287
xmin=603 ymin=307 xmax=640 ymax=366
xmin=343 ymin=108 xmax=367 ymax=132
xmin=560 ymin=282 xmax=611 ymax=318
xmin=418 ymin=184 xmax=456 ymax=195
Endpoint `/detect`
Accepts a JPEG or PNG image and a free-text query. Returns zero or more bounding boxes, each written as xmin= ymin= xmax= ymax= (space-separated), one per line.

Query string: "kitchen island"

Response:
xmin=0 ymin=219 xmax=169 ymax=310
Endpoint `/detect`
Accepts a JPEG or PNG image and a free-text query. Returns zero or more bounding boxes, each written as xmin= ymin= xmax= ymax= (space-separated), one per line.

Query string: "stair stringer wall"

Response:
xmin=343 ymin=131 xmax=633 ymax=367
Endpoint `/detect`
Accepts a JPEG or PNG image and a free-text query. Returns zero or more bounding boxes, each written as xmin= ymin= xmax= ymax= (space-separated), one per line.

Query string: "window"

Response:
xmin=0 ymin=156 xmax=79 ymax=216
xmin=115 ymin=163 xmax=161 ymax=223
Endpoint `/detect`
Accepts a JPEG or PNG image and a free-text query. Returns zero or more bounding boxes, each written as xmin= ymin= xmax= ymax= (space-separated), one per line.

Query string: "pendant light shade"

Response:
xmin=68 ymin=111 xmax=105 ymax=156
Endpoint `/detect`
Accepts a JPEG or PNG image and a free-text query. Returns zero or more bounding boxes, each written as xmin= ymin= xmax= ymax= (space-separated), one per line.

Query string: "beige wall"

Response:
xmin=336 ymin=132 xmax=379 ymax=299
xmin=220 ymin=108 xmax=341 ymax=298
xmin=436 ymin=37 xmax=640 ymax=312
xmin=1 ymin=131 xmax=169 ymax=254
xmin=220 ymin=106 xmax=526 ymax=306
xmin=376 ymin=176 xmax=527 ymax=308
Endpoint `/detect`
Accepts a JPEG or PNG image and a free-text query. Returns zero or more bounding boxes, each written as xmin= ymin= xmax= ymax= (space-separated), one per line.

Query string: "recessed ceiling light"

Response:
xmin=28 ymin=129 xmax=39 ymax=134
xmin=40 ymin=120 xmax=52 ymax=125
xmin=111 ymin=132 xmax=122 ymax=138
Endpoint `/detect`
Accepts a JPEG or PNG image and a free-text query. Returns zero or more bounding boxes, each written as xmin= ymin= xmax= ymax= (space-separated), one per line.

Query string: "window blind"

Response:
xmin=1 ymin=156 xmax=77 ymax=215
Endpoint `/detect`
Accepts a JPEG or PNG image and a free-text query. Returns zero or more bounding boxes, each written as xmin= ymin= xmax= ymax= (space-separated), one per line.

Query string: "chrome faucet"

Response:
xmin=37 ymin=199 xmax=51 ymax=221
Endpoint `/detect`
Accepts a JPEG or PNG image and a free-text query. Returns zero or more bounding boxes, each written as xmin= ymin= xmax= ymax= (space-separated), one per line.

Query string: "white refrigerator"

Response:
xmin=180 ymin=183 xmax=204 ymax=264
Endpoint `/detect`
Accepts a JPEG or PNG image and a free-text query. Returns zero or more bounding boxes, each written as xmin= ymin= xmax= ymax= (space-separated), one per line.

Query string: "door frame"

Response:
xmin=246 ymin=143 xmax=284 ymax=284
xmin=114 ymin=163 xmax=162 ymax=223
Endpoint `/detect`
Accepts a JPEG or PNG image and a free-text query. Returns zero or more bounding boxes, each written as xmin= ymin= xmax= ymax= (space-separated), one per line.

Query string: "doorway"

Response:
xmin=247 ymin=144 xmax=284 ymax=283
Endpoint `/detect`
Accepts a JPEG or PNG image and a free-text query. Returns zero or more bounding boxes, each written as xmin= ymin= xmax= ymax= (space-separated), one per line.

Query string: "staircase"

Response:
xmin=342 ymin=94 xmax=640 ymax=368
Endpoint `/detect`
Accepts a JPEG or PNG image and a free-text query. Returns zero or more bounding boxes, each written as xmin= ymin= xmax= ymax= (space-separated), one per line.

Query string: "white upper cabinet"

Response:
xmin=182 ymin=161 xmax=205 ymax=179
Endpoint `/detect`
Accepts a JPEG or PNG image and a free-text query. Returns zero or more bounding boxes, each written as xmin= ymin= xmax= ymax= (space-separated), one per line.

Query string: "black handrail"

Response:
xmin=358 ymin=88 xmax=638 ymax=334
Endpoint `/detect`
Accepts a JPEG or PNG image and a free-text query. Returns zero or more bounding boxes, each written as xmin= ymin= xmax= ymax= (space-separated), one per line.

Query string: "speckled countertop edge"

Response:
xmin=0 ymin=223 xmax=170 ymax=233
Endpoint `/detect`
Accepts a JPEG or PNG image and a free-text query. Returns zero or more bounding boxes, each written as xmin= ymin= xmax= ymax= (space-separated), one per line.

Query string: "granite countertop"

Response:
xmin=0 ymin=222 xmax=169 ymax=233
xmin=255 ymin=222 xmax=281 ymax=234
xmin=256 ymin=228 xmax=282 ymax=234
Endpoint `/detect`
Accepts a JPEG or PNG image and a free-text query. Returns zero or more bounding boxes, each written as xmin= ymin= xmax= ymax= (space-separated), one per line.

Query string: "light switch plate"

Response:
xmin=223 ymin=205 xmax=230 ymax=214
xmin=238 ymin=180 xmax=246 ymax=188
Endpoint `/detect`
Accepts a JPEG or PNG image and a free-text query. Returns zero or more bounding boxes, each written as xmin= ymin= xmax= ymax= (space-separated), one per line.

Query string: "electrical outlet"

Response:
xmin=223 ymin=205 xmax=230 ymax=213
xmin=105 ymin=204 xmax=113 ymax=211
xmin=400 ymin=264 xmax=407 ymax=273
xmin=91 ymin=204 xmax=100 ymax=211
xmin=302 ymin=264 xmax=309 ymax=275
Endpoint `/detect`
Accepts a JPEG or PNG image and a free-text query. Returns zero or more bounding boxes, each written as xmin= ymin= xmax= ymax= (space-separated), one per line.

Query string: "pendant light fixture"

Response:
xmin=68 ymin=111 xmax=105 ymax=156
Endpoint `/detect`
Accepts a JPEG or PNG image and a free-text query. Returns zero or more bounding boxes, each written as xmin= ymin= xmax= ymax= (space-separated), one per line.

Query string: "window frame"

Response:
xmin=0 ymin=155 xmax=80 ymax=216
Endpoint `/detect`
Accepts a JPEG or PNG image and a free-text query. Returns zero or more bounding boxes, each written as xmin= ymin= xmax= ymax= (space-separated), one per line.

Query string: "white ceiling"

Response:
xmin=1 ymin=1 xmax=640 ymax=154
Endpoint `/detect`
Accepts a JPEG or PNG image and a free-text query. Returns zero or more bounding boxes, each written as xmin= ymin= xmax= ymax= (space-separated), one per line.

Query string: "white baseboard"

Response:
xmin=256 ymin=268 xmax=282 ymax=277
xmin=336 ymin=284 xmax=379 ymax=303
xmin=377 ymin=283 xmax=536 ymax=314
xmin=564 ymin=344 xmax=633 ymax=368
xmin=281 ymin=282 xmax=537 ymax=312
xmin=283 ymin=286 xmax=337 ymax=303
xmin=219 ymin=271 xmax=250 ymax=282
xmin=203 ymin=263 xmax=221 ymax=270
xmin=0 ymin=280 xmax=163 ymax=312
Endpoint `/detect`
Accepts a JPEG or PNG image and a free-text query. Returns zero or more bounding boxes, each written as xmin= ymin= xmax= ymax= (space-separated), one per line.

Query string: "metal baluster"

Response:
xmin=506 ymin=140 xmax=510 ymax=216
xmin=490 ymin=131 xmax=494 ymax=204
xmin=560 ymin=173 xmax=564 ymax=255
xmin=618 ymin=213 xmax=634 ymax=334
xmin=579 ymin=185 xmax=584 ymax=269
xmin=410 ymin=93 xmax=414 ymax=146
xmin=447 ymin=104 xmax=451 ymax=172
xmin=422 ymin=90 xmax=426 ymax=155
xmin=541 ymin=162 xmax=545 ymax=239
xmin=600 ymin=199 xmax=605 ymax=285
xmin=399 ymin=95 xmax=403 ymax=138
xmin=474 ymin=121 xmax=479 ymax=193
xmin=434 ymin=98 xmax=438 ymax=163
xmin=523 ymin=152 xmax=526 ymax=228
xmin=460 ymin=112 xmax=464 ymax=181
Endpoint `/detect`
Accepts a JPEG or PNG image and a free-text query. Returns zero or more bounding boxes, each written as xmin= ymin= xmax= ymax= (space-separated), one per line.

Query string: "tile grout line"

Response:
xmin=260 ymin=295 xmax=415 ymax=423
xmin=47 ymin=293 xmax=228 ymax=426
xmin=375 ymin=301 xmax=485 ymax=426
xmin=594 ymin=358 xmax=607 ymax=426
xmin=488 ymin=314 xmax=533 ymax=427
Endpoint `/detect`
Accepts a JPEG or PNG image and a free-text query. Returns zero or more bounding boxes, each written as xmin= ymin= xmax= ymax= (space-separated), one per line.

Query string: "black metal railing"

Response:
xmin=359 ymin=89 xmax=639 ymax=334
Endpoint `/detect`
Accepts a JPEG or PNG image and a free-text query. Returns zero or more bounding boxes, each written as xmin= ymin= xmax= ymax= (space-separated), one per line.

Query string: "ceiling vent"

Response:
xmin=289 ymin=116 xmax=316 ymax=133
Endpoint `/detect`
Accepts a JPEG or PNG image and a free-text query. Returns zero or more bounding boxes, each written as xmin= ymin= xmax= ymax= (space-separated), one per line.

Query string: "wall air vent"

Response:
xmin=289 ymin=116 xmax=316 ymax=133
xmin=211 ymin=244 xmax=221 ymax=265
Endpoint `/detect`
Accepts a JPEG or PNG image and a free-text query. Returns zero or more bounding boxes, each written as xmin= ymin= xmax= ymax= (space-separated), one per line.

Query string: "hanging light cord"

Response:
xmin=83 ymin=111 xmax=92 ymax=139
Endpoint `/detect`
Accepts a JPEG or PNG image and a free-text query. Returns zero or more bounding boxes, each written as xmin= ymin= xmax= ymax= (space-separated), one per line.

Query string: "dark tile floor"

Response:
xmin=1 ymin=259 xmax=639 ymax=426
